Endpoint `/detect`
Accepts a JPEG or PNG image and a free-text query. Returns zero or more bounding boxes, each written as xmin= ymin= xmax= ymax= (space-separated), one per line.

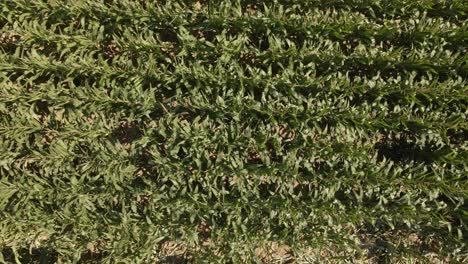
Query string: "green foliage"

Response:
xmin=0 ymin=0 xmax=467 ymax=263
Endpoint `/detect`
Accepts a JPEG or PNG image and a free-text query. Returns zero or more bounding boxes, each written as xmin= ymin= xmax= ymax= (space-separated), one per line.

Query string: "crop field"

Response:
xmin=0 ymin=0 xmax=467 ymax=263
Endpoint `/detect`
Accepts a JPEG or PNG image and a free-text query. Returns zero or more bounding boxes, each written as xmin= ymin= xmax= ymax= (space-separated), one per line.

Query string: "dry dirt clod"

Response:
xmin=104 ymin=40 xmax=120 ymax=58
xmin=169 ymin=100 xmax=178 ymax=107
xmin=197 ymin=221 xmax=211 ymax=238
xmin=408 ymin=233 xmax=422 ymax=245
xmin=0 ymin=32 xmax=21 ymax=45
xmin=255 ymin=242 xmax=292 ymax=262
xmin=248 ymin=151 xmax=261 ymax=163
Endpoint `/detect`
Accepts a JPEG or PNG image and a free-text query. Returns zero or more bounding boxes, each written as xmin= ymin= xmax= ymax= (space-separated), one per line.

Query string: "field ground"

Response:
xmin=0 ymin=0 xmax=467 ymax=263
